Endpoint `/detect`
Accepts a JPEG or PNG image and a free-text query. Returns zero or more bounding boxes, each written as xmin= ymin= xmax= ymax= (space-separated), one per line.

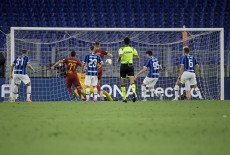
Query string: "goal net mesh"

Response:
xmin=5 ymin=29 xmax=221 ymax=101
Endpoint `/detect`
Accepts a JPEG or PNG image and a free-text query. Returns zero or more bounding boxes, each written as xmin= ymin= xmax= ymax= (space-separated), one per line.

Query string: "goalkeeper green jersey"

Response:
xmin=119 ymin=46 xmax=138 ymax=64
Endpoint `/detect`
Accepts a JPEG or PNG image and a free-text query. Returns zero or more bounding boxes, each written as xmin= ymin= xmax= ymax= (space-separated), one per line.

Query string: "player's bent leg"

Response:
xmin=66 ymin=77 xmax=73 ymax=95
xmin=12 ymin=75 xmax=21 ymax=101
xmin=141 ymin=84 xmax=147 ymax=101
xmin=173 ymin=81 xmax=181 ymax=101
xmin=97 ymin=81 xmax=104 ymax=101
xmin=67 ymin=87 xmax=74 ymax=95
xmin=12 ymin=84 xmax=20 ymax=102
xmin=149 ymin=87 xmax=163 ymax=101
xmin=66 ymin=86 xmax=76 ymax=101
xmin=85 ymin=86 xmax=90 ymax=102
xmin=90 ymin=77 xmax=98 ymax=102
xmin=74 ymin=89 xmax=86 ymax=100
xmin=93 ymin=86 xmax=98 ymax=102
xmin=103 ymin=90 xmax=113 ymax=101
xmin=13 ymin=84 xmax=19 ymax=97
xmin=193 ymin=84 xmax=203 ymax=100
xmin=185 ymin=81 xmax=191 ymax=100
xmin=26 ymin=82 xmax=32 ymax=102
xmin=76 ymin=87 xmax=83 ymax=100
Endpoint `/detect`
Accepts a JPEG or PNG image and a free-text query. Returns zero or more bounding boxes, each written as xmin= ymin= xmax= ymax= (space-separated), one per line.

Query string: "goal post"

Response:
xmin=6 ymin=27 xmax=224 ymax=101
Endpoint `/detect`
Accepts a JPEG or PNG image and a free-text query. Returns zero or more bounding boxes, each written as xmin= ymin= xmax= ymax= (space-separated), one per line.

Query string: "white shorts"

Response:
xmin=14 ymin=74 xmax=31 ymax=85
xmin=181 ymin=71 xmax=197 ymax=85
xmin=143 ymin=77 xmax=158 ymax=88
xmin=84 ymin=75 xmax=98 ymax=86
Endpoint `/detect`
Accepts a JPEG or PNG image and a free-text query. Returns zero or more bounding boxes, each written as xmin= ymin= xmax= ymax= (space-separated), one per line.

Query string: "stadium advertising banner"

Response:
xmin=1 ymin=78 xmax=229 ymax=101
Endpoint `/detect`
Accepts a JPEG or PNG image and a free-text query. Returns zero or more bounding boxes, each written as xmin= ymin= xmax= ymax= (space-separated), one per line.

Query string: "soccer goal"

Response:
xmin=5 ymin=27 xmax=224 ymax=101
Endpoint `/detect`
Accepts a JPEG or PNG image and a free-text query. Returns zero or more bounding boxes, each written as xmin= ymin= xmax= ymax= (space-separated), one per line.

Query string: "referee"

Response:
xmin=117 ymin=37 xmax=139 ymax=102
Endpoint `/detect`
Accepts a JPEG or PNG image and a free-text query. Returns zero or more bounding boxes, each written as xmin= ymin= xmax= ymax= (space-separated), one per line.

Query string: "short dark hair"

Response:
xmin=95 ymin=42 xmax=100 ymax=46
xmin=184 ymin=48 xmax=190 ymax=53
xmin=90 ymin=46 xmax=95 ymax=51
xmin=124 ymin=37 xmax=131 ymax=45
xmin=146 ymin=50 xmax=153 ymax=56
xmin=22 ymin=49 xmax=28 ymax=54
xmin=71 ymin=51 xmax=76 ymax=57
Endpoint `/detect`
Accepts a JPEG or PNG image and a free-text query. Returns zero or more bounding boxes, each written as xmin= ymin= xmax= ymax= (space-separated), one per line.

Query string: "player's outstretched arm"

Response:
xmin=81 ymin=62 xmax=86 ymax=74
xmin=133 ymin=55 xmax=140 ymax=60
xmin=107 ymin=53 xmax=113 ymax=58
xmin=97 ymin=61 xmax=104 ymax=71
xmin=10 ymin=64 xmax=15 ymax=79
xmin=195 ymin=64 xmax=199 ymax=77
xmin=117 ymin=54 xmax=122 ymax=62
xmin=134 ymin=67 xmax=147 ymax=80
xmin=27 ymin=62 xmax=35 ymax=73
xmin=160 ymin=65 xmax=163 ymax=70
xmin=51 ymin=60 xmax=63 ymax=70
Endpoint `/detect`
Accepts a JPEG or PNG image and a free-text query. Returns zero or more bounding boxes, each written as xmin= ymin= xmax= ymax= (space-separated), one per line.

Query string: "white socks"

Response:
xmin=142 ymin=86 xmax=146 ymax=99
xmin=174 ymin=85 xmax=179 ymax=100
xmin=195 ymin=87 xmax=202 ymax=99
xmin=142 ymin=86 xmax=161 ymax=99
xmin=86 ymin=88 xmax=90 ymax=100
xmin=13 ymin=85 xmax=18 ymax=98
xmin=94 ymin=88 xmax=98 ymax=100
xmin=150 ymin=89 xmax=157 ymax=95
xmin=27 ymin=86 xmax=31 ymax=99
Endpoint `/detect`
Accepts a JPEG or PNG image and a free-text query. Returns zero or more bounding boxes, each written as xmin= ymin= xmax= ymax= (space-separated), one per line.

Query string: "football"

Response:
xmin=106 ymin=59 xmax=112 ymax=65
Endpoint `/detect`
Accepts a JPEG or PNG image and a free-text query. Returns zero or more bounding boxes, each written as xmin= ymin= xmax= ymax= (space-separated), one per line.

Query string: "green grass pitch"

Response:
xmin=0 ymin=100 xmax=230 ymax=155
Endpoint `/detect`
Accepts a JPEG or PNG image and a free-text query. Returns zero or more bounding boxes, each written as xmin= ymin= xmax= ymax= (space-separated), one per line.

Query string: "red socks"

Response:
xmin=97 ymin=84 xmax=101 ymax=93
xmin=67 ymin=88 xmax=74 ymax=95
xmin=77 ymin=88 xmax=82 ymax=99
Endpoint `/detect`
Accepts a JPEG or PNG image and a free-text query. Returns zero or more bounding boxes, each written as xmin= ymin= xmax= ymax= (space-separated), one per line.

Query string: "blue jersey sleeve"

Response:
xmin=26 ymin=56 xmax=30 ymax=63
xmin=144 ymin=59 xmax=150 ymax=67
xmin=158 ymin=60 xmax=161 ymax=65
xmin=181 ymin=56 xmax=185 ymax=65
xmin=194 ymin=58 xmax=198 ymax=65
xmin=13 ymin=57 xmax=17 ymax=64
xmin=97 ymin=55 xmax=102 ymax=63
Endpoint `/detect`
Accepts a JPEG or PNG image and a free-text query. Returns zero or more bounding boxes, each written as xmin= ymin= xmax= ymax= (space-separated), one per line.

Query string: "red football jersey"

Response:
xmin=95 ymin=49 xmax=107 ymax=59
xmin=63 ymin=58 xmax=82 ymax=74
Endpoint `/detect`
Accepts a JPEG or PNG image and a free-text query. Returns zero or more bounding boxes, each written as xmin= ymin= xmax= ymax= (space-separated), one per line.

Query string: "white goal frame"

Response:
xmin=10 ymin=27 xmax=225 ymax=100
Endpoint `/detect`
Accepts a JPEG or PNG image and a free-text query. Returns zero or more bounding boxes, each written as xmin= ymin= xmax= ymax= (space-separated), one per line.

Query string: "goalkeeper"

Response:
xmin=74 ymin=73 xmax=113 ymax=101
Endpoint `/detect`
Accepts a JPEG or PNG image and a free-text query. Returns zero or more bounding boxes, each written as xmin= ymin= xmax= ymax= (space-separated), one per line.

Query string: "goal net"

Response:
xmin=5 ymin=28 xmax=224 ymax=101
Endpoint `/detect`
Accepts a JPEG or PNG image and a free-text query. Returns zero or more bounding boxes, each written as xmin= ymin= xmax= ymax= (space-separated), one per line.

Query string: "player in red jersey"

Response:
xmin=51 ymin=51 xmax=83 ymax=101
xmin=95 ymin=42 xmax=113 ymax=100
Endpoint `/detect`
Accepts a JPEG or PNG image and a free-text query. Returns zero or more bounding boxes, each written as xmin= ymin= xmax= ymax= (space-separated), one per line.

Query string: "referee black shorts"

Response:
xmin=120 ymin=64 xmax=134 ymax=78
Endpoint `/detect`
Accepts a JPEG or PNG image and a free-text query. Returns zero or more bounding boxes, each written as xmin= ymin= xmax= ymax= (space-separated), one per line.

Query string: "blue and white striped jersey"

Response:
xmin=144 ymin=57 xmax=160 ymax=78
xmin=181 ymin=55 xmax=198 ymax=73
xmin=83 ymin=53 xmax=103 ymax=76
xmin=13 ymin=55 xmax=30 ymax=74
